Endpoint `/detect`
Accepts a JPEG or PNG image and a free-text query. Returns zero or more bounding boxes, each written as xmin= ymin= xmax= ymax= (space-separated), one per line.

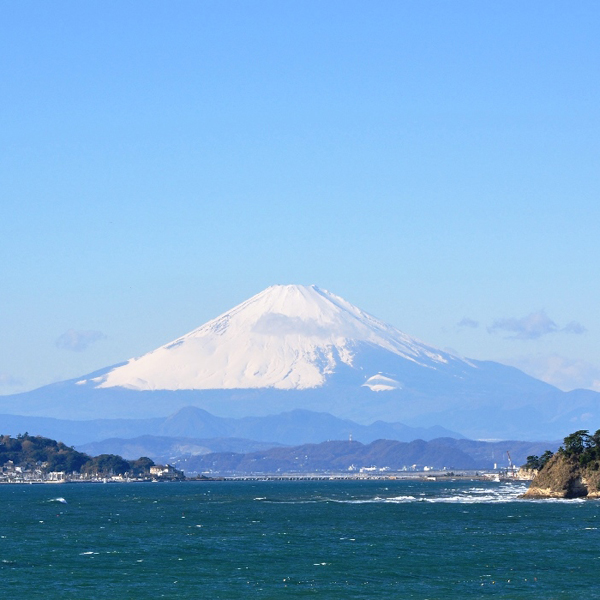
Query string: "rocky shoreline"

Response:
xmin=522 ymin=454 xmax=600 ymax=499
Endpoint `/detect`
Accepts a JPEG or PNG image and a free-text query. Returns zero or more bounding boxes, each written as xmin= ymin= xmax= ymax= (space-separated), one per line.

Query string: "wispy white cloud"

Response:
xmin=502 ymin=354 xmax=600 ymax=392
xmin=563 ymin=321 xmax=587 ymax=335
xmin=55 ymin=329 xmax=106 ymax=352
xmin=488 ymin=310 xmax=585 ymax=340
xmin=0 ymin=373 xmax=23 ymax=387
xmin=252 ymin=313 xmax=361 ymax=339
xmin=457 ymin=317 xmax=479 ymax=329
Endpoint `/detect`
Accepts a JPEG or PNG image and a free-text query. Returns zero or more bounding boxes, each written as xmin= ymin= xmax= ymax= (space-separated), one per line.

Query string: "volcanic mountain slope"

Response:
xmin=3 ymin=284 xmax=599 ymax=440
xmin=88 ymin=284 xmax=467 ymax=391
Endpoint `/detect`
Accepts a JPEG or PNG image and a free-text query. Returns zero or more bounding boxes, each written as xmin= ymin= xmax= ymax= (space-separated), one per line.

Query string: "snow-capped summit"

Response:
xmin=89 ymin=284 xmax=463 ymax=392
xmin=6 ymin=284 xmax=594 ymax=441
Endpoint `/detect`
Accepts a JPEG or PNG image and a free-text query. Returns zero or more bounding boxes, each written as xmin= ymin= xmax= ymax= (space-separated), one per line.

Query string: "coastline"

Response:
xmin=0 ymin=470 xmax=525 ymax=485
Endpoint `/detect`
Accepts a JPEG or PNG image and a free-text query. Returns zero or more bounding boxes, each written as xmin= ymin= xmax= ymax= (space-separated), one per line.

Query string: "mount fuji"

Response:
xmin=3 ymin=284 xmax=599 ymax=440
xmin=92 ymin=284 xmax=465 ymax=392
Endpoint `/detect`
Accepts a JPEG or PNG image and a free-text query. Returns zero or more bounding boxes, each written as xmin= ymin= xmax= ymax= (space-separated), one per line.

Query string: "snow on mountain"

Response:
xmin=5 ymin=283 xmax=598 ymax=440
xmin=85 ymin=284 xmax=466 ymax=392
xmin=362 ymin=374 xmax=403 ymax=392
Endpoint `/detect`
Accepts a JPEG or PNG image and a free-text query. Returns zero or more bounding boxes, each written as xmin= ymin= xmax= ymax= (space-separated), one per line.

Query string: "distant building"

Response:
xmin=150 ymin=464 xmax=184 ymax=480
xmin=2 ymin=460 xmax=15 ymax=473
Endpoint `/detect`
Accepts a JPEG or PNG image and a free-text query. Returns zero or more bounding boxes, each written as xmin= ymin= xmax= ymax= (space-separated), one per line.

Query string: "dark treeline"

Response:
xmin=0 ymin=433 xmax=154 ymax=476
xmin=525 ymin=428 xmax=600 ymax=471
xmin=559 ymin=429 xmax=600 ymax=467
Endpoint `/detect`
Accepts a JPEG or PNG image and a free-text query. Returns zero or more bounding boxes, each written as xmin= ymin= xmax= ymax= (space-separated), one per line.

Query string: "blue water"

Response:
xmin=1 ymin=479 xmax=598 ymax=598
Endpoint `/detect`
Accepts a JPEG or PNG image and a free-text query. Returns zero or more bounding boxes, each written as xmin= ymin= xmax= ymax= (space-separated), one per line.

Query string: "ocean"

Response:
xmin=1 ymin=479 xmax=598 ymax=599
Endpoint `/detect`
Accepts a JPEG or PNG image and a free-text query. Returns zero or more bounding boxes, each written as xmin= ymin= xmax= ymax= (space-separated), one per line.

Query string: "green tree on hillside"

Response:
xmin=556 ymin=429 xmax=600 ymax=467
xmin=0 ymin=434 xmax=156 ymax=477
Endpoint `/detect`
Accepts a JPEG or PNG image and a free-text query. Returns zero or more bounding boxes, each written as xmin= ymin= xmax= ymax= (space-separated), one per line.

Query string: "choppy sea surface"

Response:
xmin=1 ymin=479 xmax=599 ymax=599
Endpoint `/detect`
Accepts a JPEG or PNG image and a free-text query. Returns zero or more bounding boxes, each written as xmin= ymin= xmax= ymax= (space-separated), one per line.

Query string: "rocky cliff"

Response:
xmin=523 ymin=454 xmax=600 ymax=499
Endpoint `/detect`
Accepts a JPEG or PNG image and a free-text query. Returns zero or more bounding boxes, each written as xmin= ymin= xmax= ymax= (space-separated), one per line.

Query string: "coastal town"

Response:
xmin=0 ymin=458 xmax=185 ymax=484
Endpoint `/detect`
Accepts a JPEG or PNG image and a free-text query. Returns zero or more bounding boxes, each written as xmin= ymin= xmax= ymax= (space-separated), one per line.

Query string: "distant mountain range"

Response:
xmin=0 ymin=406 xmax=462 ymax=447
xmin=76 ymin=435 xmax=285 ymax=463
xmin=170 ymin=438 xmax=559 ymax=475
xmin=2 ymin=284 xmax=597 ymax=440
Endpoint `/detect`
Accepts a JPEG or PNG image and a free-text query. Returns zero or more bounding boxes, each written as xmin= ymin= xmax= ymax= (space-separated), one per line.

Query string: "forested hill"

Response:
xmin=177 ymin=437 xmax=556 ymax=474
xmin=523 ymin=429 xmax=600 ymax=499
xmin=0 ymin=433 xmax=154 ymax=476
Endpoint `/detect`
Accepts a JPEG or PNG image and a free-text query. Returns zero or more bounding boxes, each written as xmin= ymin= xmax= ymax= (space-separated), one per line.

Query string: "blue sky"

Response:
xmin=1 ymin=1 xmax=599 ymax=394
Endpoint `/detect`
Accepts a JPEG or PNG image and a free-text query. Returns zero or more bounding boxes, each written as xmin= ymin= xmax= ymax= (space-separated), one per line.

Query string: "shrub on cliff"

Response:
xmin=524 ymin=450 xmax=554 ymax=471
xmin=558 ymin=429 xmax=600 ymax=466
